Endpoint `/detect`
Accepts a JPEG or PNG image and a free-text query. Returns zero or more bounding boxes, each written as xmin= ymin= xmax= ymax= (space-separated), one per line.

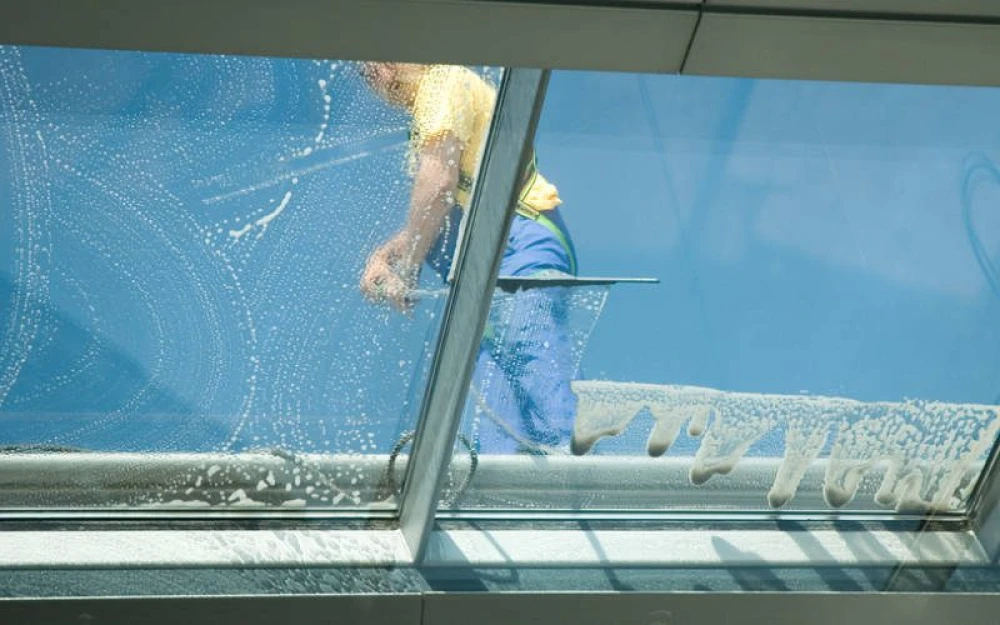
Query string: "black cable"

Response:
xmin=375 ymin=430 xmax=479 ymax=507
xmin=962 ymin=154 xmax=1000 ymax=303
xmin=960 ymin=154 xmax=1000 ymax=403
xmin=0 ymin=444 xmax=91 ymax=454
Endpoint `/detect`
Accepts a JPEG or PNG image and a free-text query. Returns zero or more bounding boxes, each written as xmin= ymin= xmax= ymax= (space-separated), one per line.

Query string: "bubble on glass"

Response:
xmin=0 ymin=47 xmax=491 ymax=508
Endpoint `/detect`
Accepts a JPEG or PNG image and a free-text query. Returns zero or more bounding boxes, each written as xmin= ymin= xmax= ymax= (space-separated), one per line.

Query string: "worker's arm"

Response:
xmin=361 ymin=134 xmax=462 ymax=312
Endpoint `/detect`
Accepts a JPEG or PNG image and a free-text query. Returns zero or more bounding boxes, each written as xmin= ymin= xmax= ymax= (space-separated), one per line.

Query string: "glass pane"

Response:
xmin=442 ymin=69 xmax=1000 ymax=514
xmin=0 ymin=45 xmax=502 ymax=510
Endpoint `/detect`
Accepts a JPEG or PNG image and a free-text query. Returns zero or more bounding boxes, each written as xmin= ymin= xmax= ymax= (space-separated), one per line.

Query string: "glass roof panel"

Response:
xmin=442 ymin=69 xmax=1000 ymax=515
xmin=0 ymin=45 xmax=502 ymax=511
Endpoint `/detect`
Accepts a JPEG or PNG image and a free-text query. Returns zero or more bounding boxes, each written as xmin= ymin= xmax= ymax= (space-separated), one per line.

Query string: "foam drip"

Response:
xmin=572 ymin=381 xmax=1000 ymax=511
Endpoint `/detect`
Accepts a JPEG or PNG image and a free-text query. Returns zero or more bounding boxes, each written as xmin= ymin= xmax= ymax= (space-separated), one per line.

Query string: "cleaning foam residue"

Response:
xmin=571 ymin=381 xmax=1000 ymax=512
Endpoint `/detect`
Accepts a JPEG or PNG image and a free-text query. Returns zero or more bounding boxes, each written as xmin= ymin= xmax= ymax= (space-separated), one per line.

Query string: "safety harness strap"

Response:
xmin=513 ymin=203 xmax=578 ymax=277
xmin=459 ymin=153 xmax=575 ymax=275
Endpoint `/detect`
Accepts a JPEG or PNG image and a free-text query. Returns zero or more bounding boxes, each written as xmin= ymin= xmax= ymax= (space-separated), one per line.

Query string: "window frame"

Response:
xmin=705 ymin=0 xmax=1000 ymax=18
xmin=3 ymin=1 xmax=1000 ymax=620
xmin=396 ymin=67 xmax=549 ymax=560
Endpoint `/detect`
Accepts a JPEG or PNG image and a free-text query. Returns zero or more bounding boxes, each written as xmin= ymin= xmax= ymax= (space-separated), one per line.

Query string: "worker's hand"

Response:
xmin=361 ymin=238 xmax=420 ymax=314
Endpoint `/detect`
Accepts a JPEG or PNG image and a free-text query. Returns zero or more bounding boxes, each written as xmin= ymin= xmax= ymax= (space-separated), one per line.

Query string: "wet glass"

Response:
xmin=443 ymin=69 xmax=1000 ymax=514
xmin=0 ymin=46 xmax=502 ymax=511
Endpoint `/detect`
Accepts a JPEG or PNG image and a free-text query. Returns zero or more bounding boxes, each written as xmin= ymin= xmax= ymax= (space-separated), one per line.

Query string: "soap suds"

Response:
xmin=572 ymin=381 xmax=999 ymax=512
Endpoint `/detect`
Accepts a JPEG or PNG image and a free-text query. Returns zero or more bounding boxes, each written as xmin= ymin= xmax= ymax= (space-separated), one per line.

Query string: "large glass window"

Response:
xmin=7 ymin=11 xmax=1000 ymax=622
xmin=0 ymin=45 xmax=502 ymax=511
xmin=9 ymin=0 xmax=1000 ymax=619
xmin=443 ymin=70 xmax=1000 ymax=515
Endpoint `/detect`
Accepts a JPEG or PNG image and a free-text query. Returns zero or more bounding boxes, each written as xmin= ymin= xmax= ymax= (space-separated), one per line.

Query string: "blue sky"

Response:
xmin=538 ymin=70 xmax=1000 ymax=406
xmin=1 ymin=47 xmax=1000 ymax=454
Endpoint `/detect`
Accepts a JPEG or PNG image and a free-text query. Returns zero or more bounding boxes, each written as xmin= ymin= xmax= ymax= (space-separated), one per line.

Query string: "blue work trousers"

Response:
xmin=426 ymin=206 xmax=578 ymax=454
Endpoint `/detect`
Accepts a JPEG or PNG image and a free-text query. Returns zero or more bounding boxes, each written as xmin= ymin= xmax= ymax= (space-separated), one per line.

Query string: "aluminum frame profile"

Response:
xmin=0 ymin=523 xmax=983 ymax=569
xmin=704 ymin=0 xmax=1000 ymax=18
xmin=0 ymin=0 xmax=698 ymax=73
xmin=970 ymin=442 xmax=1000 ymax=560
xmin=422 ymin=592 xmax=1000 ymax=625
xmin=4 ymin=0 xmax=1000 ymax=83
xmin=684 ymin=11 xmax=1000 ymax=85
xmin=0 ymin=596 xmax=422 ymax=625
xmin=397 ymin=68 xmax=550 ymax=561
xmin=1 ymin=0 xmax=1000 ymax=602
xmin=3 ymin=592 xmax=1000 ymax=625
xmin=0 ymin=453 xmax=979 ymax=521
xmin=422 ymin=527 xmax=986 ymax=568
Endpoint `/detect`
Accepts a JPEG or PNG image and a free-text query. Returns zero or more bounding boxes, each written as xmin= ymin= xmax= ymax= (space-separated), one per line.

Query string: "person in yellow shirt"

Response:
xmin=359 ymin=62 xmax=578 ymax=454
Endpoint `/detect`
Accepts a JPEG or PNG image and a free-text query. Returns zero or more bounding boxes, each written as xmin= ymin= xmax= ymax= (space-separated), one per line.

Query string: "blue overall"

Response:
xmin=426 ymin=205 xmax=579 ymax=454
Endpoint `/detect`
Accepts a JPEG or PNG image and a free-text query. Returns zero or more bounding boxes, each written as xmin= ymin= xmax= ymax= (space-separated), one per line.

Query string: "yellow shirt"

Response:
xmin=409 ymin=65 xmax=561 ymax=212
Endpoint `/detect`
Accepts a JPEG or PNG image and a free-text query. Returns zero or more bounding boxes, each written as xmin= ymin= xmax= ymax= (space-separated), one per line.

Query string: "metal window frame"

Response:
xmin=4 ymin=593 xmax=1000 ymax=625
xmin=398 ymin=67 xmax=550 ymax=561
xmin=0 ymin=519 xmax=985 ymax=570
xmin=4 ymin=0 xmax=1000 ymax=84
xmin=2 ymin=0 xmax=1000 ymax=615
xmin=0 ymin=452 xmax=988 ymax=570
xmin=0 ymin=596 xmax=425 ymax=625
xmin=0 ymin=450 xmax=982 ymax=523
xmin=705 ymin=0 xmax=1000 ymax=19
xmin=685 ymin=10 xmax=1000 ymax=86
xmin=970 ymin=444 xmax=1000 ymax=560
xmin=421 ymin=593 xmax=1000 ymax=625
xmin=0 ymin=0 xmax=699 ymax=73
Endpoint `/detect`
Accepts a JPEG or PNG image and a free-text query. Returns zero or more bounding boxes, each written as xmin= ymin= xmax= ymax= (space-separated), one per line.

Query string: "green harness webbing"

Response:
xmin=458 ymin=152 xmax=577 ymax=276
xmin=512 ymin=203 xmax=578 ymax=277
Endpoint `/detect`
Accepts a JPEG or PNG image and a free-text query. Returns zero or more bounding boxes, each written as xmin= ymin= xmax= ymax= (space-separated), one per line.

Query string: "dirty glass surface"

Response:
xmin=0 ymin=46 xmax=502 ymax=510
xmin=443 ymin=70 xmax=1000 ymax=515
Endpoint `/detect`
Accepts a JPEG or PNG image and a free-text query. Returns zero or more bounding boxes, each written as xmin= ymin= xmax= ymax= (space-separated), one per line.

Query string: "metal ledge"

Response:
xmin=0 ymin=595 xmax=423 ymax=625
xmin=424 ymin=527 xmax=987 ymax=567
xmin=0 ymin=523 xmax=983 ymax=570
xmin=424 ymin=593 xmax=1000 ymax=625
xmin=0 ymin=450 xmax=989 ymax=585
xmin=0 ymin=451 xmax=400 ymax=513
xmin=706 ymin=0 xmax=1000 ymax=19
xmin=0 ymin=529 xmax=411 ymax=569
xmin=443 ymin=455 xmax=981 ymax=516
xmin=685 ymin=12 xmax=1000 ymax=85
xmin=3 ymin=592 xmax=1000 ymax=625
xmin=397 ymin=67 xmax=548 ymax=562
xmin=0 ymin=453 xmax=982 ymax=521
xmin=0 ymin=0 xmax=697 ymax=72
xmin=5 ymin=0 xmax=1000 ymax=87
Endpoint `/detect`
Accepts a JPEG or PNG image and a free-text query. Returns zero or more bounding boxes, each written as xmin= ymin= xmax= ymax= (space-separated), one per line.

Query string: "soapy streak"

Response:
xmin=571 ymin=381 xmax=1000 ymax=512
xmin=203 ymin=137 xmax=404 ymax=205
xmin=255 ymin=190 xmax=291 ymax=231
xmin=229 ymin=191 xmax=292 ymax=241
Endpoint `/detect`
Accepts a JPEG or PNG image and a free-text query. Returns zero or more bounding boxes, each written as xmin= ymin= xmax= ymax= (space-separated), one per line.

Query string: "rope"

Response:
xmin=375 ymin=429 xmax=479 ymax=507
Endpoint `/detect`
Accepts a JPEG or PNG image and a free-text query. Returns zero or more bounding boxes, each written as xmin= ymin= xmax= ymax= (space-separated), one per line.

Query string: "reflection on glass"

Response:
xmin=0 ymin=46 xmax=500 ymax=509
xmin=464 ymin=284 xmax=608 ymax=455
xmin=445 ymin=70 xmax=1000 ymax=514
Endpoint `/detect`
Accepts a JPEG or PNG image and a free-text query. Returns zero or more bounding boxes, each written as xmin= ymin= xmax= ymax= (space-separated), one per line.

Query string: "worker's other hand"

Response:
xmin=361 ymin=240 xmax=419 ymax=314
